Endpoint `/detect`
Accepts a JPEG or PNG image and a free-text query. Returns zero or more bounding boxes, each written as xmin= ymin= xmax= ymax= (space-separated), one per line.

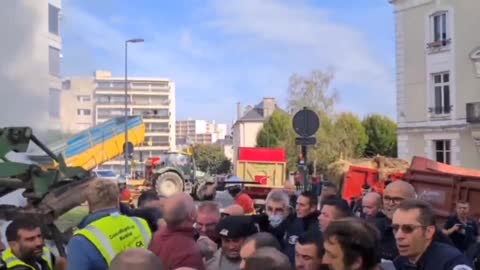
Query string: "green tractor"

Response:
xmin=144 ymin=151 xmax=216 ymax=200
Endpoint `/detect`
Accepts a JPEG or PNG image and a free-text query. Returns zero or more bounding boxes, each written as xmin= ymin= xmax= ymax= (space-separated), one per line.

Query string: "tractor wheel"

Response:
xmin=155 ymin=172 xmax=184 ymax=197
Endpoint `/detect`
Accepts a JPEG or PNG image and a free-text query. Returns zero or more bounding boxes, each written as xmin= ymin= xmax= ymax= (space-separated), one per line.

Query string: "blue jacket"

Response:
xmin=394 ymin=242 xmax=474 ymax=270
xmin=66 ymin=209 xmax=119 ymax=270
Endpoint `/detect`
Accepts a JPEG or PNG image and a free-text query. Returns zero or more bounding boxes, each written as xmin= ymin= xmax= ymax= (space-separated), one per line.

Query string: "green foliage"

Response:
xmin=193 ymin=144 xmax=232 ymax=174
xmin=256 ymin=110 xmax=297 ymax=171
xmin=362 ymin=114 xmax=398 ymax=157
xmin=334 ymin=112 xmax=368 ymax=158
xmin=257 ymin=110 xmax=292 ymax=147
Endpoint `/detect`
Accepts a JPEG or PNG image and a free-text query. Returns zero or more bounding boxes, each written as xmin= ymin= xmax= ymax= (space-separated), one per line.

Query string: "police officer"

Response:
xmin=1 ymin=217 xmax=60 ymax=270
xmin=393 ymin=199 xmax=474 ymax=270
xmin=66 ymin=178 xmax=152 ymax=270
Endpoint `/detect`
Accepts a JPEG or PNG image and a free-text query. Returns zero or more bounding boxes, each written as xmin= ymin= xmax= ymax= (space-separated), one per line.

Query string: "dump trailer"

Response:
xmin=0 ymin=116 xmax=146 ymax=255
xmin=235 ymin=147 xmax=287 ymax=200
xmin=30 ymin=116 xmax=145 ymax=171
xmin=404 ymin=156 xmax=480 ymax=223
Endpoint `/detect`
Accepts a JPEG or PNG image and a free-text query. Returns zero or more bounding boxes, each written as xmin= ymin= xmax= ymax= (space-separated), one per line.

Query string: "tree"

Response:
xmin=333 ymin=112 xmax=368 ymax=158
xmin=256 ymin=110 xmax=298 ymax=170
xmin=257 ymin=110 xmax=292 ymax=147
xmin=362 ymin=114 xmax=398 ymax=157
xmin=193 ymin=144 xmax=231 ymax=174
xmin=286 ymin=69 xmax=339 ymax=115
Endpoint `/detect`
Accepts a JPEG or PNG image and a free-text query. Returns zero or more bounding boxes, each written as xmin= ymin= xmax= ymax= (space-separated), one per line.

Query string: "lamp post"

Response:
xmin=124 ymin=38 xmax=144 ymax=178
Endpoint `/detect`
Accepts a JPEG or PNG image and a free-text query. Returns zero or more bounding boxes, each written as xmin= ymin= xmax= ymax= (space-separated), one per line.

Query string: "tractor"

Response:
xmin=144 ymin=151 xmax=216 ymax=200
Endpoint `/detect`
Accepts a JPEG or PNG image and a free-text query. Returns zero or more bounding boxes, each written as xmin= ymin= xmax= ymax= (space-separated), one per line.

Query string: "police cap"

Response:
xmin=216 ymin=215 xmax=257 ymax=239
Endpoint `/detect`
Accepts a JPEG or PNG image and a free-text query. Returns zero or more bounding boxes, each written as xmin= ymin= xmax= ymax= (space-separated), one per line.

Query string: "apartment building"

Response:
xmin=176 ymin=120 xmax=227 ymax=145
xmin=60 ymin=78 xmax=94 ymax=133
xmin=390 ymin=0 xmax=480 ymax=169
xmin=0 ymin=0 xmax=62 ymax=130
xmin=48 ymin=0 xmax=63 ymax=130
xmin=60 ymin=70 xmax=176 ymax=173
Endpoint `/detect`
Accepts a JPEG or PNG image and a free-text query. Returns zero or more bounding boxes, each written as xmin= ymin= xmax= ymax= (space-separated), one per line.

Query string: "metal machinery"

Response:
xmin=144 ymin=151 xmax=216 ymax=200
xmin=0 ymin=116 xmax=146 ymax=256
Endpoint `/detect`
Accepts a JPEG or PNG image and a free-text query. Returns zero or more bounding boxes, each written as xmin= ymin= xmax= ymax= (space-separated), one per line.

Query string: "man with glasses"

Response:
xmin=393 ymin=199 xmax=473 ymax=270
xmin=378 ymin=181 xmax=416 ymax=260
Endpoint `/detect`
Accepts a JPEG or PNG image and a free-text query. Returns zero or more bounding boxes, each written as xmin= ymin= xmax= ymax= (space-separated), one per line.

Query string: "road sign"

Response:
xmin=295 ymin=137 xmax=317 ymax=145
xmin=292 ymin=108 xmax=320 ymax=137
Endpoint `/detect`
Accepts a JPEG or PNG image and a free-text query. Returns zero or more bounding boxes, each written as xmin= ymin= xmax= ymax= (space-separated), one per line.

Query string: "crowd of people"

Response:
xmin=0 ymin=177 xmax=479 ymax=270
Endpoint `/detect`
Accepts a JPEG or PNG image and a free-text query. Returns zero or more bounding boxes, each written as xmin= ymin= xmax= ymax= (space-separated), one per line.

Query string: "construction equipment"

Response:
xmin=144 ymin=150 xmax=216 ymax=200
xmin=0 ymin=116 xmax=146 ymax=256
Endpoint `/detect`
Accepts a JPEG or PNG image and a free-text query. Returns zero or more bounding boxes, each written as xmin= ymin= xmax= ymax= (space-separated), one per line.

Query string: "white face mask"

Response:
xmin=268 ymin=214 xmax=284 ymax=228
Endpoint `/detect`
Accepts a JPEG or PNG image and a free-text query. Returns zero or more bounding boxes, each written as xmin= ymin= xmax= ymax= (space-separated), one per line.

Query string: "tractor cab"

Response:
xmin=144 ymin=151 xmax=197 ymax=197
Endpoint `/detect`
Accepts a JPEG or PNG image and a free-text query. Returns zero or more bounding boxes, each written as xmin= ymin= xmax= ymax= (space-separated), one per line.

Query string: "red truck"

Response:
xmin=341 ymin=156 xmax=480 ymax=222
xmin=235 ymin=147 xmax=287 ymax=200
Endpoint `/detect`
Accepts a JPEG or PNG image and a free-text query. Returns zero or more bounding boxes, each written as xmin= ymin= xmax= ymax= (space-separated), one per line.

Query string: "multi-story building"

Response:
xmin=60 ymin=70 xmax=176 ymax=174
xmin=176 ymin=120 xmax=227 ymax=146
xmin=47 ymin=0 xmax=63 ymax=130
xmin=0 ymin=0 xmax=62 ymax=130
xmin=232 ymin=97 xmax=279 ymax=166
xmin=390 ymin=0 xmax=480 ymax=169
xmin=60 ymin=78 xmax=94 ymax=133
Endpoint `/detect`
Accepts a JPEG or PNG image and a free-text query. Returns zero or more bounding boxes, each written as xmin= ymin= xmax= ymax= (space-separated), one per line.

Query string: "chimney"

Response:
xmin=262 ymin=97 xmax=277 ymax=118
xmin=237 ymin=102 xmax=243 ymax=120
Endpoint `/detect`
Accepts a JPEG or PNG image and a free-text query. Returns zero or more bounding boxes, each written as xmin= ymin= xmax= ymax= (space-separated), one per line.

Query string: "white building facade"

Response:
xmin=390 ymin=0 xmax=480 ymax=169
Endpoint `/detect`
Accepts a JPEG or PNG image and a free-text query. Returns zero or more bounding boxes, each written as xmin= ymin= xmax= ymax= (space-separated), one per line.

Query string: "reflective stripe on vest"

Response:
xmin=74 ymin=215 xmax=152 ymax=266
xmin=1 ymin=247 xmax=53 ymax=270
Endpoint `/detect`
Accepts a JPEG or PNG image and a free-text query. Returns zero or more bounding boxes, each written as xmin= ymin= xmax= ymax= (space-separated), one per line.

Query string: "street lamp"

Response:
xmin=124 ymin=38 xmax=144 ymax=179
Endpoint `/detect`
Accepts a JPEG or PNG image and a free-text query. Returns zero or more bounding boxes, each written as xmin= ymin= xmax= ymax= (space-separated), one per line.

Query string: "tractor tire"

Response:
xmin=155 ymin=172 xmax=184 ymax=197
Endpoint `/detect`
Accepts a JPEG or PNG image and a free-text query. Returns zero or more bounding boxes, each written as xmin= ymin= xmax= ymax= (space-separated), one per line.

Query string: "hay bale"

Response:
xmin=325 ymin=156 xmax=410 ymax=186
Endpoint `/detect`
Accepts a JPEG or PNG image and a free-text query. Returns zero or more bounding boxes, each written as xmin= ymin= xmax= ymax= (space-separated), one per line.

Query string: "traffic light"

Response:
xmin=123 ymin=142 xmax=134 ymax=159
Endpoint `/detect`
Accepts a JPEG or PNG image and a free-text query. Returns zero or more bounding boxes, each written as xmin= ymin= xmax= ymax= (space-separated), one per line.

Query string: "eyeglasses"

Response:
xmin=391 ymin=224 xmax=425 ymax=234
xmin=383 ymin=196 xmax=405 ymax=204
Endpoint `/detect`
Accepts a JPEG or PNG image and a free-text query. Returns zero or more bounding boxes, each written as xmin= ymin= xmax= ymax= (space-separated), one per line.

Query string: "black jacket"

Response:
xmin=283 ymin=211 xmax=320 ymax=264
xmin=394 ymin=242 xmax=473 ymax=270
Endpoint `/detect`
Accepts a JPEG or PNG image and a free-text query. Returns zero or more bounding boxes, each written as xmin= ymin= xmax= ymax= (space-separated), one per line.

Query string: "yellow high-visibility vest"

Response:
xmin=2 ymin=247 xmax=53 ymax=270
xmin=74 ymin=214 xmax=152 ymax=266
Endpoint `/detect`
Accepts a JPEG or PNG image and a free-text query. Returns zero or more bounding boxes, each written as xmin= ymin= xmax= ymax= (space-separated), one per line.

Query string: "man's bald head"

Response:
xmin=223 ymin=204 xmax=245 ymax=216
xmin=383 ymin=181 xmax=416 ymax=219
xmin=109 ymin=249 xmax=163 ymax=270
xmin=244 ymin=247 xmax=291 ymax=270
xmin=163 ymin=192 xmax=196 ymax=228
xmin=362 ymin=192 xmax=382 ymax=217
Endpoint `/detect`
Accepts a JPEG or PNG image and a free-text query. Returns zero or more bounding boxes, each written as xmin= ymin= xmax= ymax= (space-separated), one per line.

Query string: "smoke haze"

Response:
xmin=0 ymin=1 xmax=50 ymax=133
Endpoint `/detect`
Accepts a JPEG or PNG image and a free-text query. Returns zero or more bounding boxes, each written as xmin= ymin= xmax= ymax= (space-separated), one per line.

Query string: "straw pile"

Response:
xmin=325 ymin=155 xmax=410 ymax=186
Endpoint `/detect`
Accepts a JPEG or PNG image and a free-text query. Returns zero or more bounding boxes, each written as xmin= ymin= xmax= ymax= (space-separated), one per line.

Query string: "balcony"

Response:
xmin=427 ymin=39 xmax=451 ymax=54
xmin=428 ymin=105 xmax=452 ymax=120
xmin=467 ymin=102 xmax=480 ymax=124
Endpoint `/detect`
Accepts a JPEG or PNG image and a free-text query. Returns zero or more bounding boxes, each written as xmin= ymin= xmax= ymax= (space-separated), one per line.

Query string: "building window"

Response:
xmin=62 ymin=80 xmax=71 ymax=90
xmin=49 ymin=88 xmax=61 ymax=119
xmin=77 ymin=109 xmax=91 ymax=116
xmin=434 ymin=140 xmax=451 ymax=164
xmin=428 ymin=11 xmax=450 ymax=48
xmin=430 ymin=72 xmax=451 ymax=115
xmin=49 ymin=46 xmax=61 ymax=77
xmin=48 ymin=4 xmax=60 ymax=35
xmin=77 ymin=95 xmax=91 ymax=102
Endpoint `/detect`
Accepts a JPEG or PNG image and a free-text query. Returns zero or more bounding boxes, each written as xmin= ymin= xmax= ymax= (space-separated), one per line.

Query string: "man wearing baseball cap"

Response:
xmin=206 ymin=216 xmax=258 ymax=270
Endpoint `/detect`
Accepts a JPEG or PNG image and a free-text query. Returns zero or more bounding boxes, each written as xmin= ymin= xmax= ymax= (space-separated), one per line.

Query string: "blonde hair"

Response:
xmin=86 ymin=179 xmax=119 ymax=210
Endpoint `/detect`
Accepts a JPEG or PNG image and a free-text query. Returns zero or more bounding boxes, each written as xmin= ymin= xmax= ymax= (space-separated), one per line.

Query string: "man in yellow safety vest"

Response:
xmin=1 ymin=217 xmax=64 ymax=270
xmin=66 ymin=178 xmax=152 ymax=270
